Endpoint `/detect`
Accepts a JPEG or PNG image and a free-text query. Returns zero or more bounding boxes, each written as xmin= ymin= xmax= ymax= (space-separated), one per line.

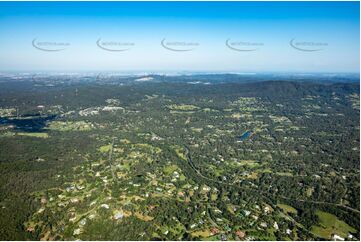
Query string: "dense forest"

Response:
xmin=0 ymin=74 xmax=359 ymax=240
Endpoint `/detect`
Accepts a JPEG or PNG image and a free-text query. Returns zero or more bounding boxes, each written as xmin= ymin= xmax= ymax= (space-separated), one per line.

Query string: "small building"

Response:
xmin=79 ymin=218 xmax=87 ymax=226
xmin=210 ymin=227 xmax=219 ymax=235
xmin=273 ymin=222 xmax=279 ymax=230
xmin=244 ymin=210 xmax=251 ymax=216
xmin=220 ymin=234 xmax=227 ymax=241
xmin=73 ymin=228 xmax=82 ymax=235
xmin=236 ymin=230 xmax=246 ymax=239
xmin=260 ymin=222 xmax=268 ymax=228
xmin=113 ymin=211 xmax=123 ymax=220
xmin=332 ymin=234 xmax=345 ymax=241
xmin=100 ymin=204 xmax=109 ymax=209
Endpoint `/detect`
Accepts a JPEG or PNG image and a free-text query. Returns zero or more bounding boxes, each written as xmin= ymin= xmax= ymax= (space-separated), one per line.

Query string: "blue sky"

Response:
xmin=0 ymin=1 xmax=359 ymax=73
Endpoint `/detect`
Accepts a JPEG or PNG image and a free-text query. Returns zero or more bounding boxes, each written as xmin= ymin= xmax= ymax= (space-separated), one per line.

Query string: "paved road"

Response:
xmin=280 ymin=196 xmax=360 ymax=214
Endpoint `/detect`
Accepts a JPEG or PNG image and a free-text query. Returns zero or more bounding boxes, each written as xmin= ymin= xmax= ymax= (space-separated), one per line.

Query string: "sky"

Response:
xmin=0 ymin=1 xmax=359 ymax=73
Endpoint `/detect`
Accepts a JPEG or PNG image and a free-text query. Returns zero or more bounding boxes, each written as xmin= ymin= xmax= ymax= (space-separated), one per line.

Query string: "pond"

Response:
xmin=0 ymin=114 xmax=57 ymax=132
xmin=239 ymin=130 xmax=253 ymax=141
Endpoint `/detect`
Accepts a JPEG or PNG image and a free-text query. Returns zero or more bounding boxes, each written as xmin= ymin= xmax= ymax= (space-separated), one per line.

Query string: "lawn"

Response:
xmin=277 ymin=204 xmax=298 ymax=214
xmin=17 ymin=132 xmax=49 ymax=138
xmin=311 ymin=210 xmax=356 ymax=239
xmin=237 ymin=160 xmax=260 ymax=168
xmin=191 ymin=229 xmax=212 ymax=238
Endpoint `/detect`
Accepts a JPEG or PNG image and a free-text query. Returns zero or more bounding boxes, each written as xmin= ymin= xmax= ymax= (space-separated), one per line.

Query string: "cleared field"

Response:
xmin=191 ymin=229 xmax=212 ymax=238
xmin=167 ymin=104 xmax=199 ymax=111
xmin=17 ymin=132 xmax=49 ymax=138
xmin=47 ymin=121 xmax=94 ymax=131
xmin=275 ymin=172 xmax=293 ymax=177
xmin=163 ymin=164 xmax=179 ymax=175
xmin=277 ymin=204 xmax=297 ymax=214
xmin=311 ymin=210 xmax=356 ymax=239
xmin=134 ymin=212 xmax=154 ymax=221
xmin=237 ymin=160 xmax=260 ymax=168
xmin=99 ymin=144 xmax=112 ymax=153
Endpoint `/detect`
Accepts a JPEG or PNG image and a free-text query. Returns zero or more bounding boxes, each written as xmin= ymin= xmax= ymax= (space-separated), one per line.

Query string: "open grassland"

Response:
xmin=311 ymin=210 xmax=357 ymax=239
